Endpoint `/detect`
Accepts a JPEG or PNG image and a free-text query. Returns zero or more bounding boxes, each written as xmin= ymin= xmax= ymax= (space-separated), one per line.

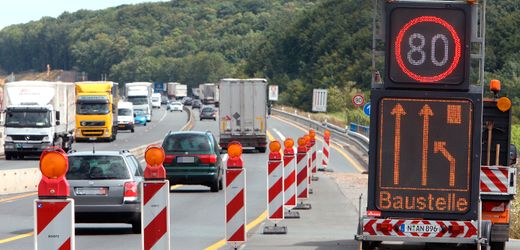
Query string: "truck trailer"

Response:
xmin=3 ymin=81 xmax=75 ymax=159
xmin=74 ymin=81 xmax=119 ymax=142
xmin=199 ymin=83 xmax=218 ymax=105
xmin=126 ymin=82 xmax=153 ymax=122
xmin=218 ymin=78 xmax=267 ymax=152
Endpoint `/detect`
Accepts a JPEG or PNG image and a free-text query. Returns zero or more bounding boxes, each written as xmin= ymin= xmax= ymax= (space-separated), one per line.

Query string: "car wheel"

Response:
xmin=218 ymin=177 xmax=223 ymax=190
xmin=257 ymin=147 xmax=267 ymax=153
xmin=200 ymin=118 xmax=203 ymax=121
xmin=213 ymin=118 xmax=216 ymax=121
xmin=131 ymin=220 xmax=142 ymax=234
xmin=131 ymin=128 xmax=135 ymax=133
xmin=5 ymin=153 xmax=11 ymax=160
xmin=210 ymin=180 xmax=219 ymax=192
xmin=144 ymin=123 xmax=147 ymax=126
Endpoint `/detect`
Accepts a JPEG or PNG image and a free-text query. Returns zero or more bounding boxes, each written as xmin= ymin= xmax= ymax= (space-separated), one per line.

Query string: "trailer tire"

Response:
xmin=5 ymin=153 xmax=11 ymax=160
xmin=490 ymin=241 xmax=505 ymax=250
xmin=361 ymin=241 xmax=380 ymax=250
xmin=257 ymin=147 xmax=266 ymax=153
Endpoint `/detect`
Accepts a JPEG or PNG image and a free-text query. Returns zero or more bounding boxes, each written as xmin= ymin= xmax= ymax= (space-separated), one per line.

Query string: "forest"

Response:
xmin=0 ymin=0 xmax=519 ymax=118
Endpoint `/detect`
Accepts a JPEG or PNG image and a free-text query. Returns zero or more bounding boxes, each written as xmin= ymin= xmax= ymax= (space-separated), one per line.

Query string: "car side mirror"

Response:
xmin=134 ymin=113 xmax=137 ymax=117
xmin=56 ymin=121 xmax=60 ymax=125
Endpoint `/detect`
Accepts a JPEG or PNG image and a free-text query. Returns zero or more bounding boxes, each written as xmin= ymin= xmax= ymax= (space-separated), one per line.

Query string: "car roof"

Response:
xmin=166 ymin=131 xmax=212 ymax=137
xmin=68 ymin=150 xmax=131 ymax=157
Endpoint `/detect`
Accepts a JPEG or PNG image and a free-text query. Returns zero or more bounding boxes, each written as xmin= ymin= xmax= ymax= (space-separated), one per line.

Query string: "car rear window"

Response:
xmin=163 ymin=134 xmax=213 ymax=154
xmin=202 ymin=107 xmax=213 ymax=112
xmin=66 ymin=155 xmax=130 ymax=180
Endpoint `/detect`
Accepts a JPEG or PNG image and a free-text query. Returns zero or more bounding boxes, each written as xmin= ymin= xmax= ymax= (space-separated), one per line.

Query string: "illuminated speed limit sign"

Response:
xmin=385 ymin=2 xmax=471 ymax=90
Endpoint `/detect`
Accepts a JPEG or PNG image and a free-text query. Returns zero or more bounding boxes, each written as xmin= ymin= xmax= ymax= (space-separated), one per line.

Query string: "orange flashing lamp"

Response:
xmin=144 ymin=145 xmax=166 ymax=179
xmin=309 ymin=129 xmax=316 ymax=139
xmin=38 ymin=147 xmax=70 ymax=198
xmin=497 ymin=97 xmax=512 ymax=112
xmin=297 ymin=137 xmax=307 ymax=154
xmin=227 ymin=141 xmax=243 ymax=168
xmin=284 ymin=138 xmax=295 ymax=155
xmin=324 ymin=129 xmax=331 ymax=138
xmin=490 ymin=79 xmax=501 ymax=96
xmin=269 ymin=141 xmax=282 ymax=160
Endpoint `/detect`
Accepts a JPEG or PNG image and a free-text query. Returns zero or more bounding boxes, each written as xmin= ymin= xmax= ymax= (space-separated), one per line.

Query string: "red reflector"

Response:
xmin=367 ymin=210 xmax=381 ymax=217
xmin=449 ymin=224 xmax=462 ymax=234
xmin=200 ymin=154 xmax=217 ymax=164
xmin=164 ymin=155 xmax=175 ymax=164
xmin=124 ymin=182 xmax=138 ymax=198
xmin=377 ymin=222 xmax=393 ymax=232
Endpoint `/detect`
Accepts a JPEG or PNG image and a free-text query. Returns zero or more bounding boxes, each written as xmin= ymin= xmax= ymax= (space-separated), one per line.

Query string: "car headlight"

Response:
xmin=4 ymin=136 xmax=12 ymax=142
xmin=42 ymin=136 xmax=50 ymax=142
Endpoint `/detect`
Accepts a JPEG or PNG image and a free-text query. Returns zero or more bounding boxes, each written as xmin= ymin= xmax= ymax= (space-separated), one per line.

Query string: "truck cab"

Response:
xmin=3 ymin=81 xmax=75 ymax=160
xmin=126 ymin=82 xmax=153 ymax=122
xmin=75 ymin=82 xmax=119 ymax=142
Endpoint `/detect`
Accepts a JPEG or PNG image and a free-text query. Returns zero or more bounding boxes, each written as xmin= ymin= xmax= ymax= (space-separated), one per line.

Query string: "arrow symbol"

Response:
xmin=391 ymin=103 xmax=406 ymax=185
xmin=419 ymin=104 xmax=434 ymax=186
xmin=434 ymin=141 xmax=456 ymax=187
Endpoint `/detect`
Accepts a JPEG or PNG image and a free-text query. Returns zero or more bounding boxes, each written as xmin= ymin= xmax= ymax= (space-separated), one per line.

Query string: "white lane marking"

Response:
xmin=222 ymin=154 xmax=229 ymax=162
xmin=158 ymin=108 xmax=168 ymax=123
xmin=272 ymin=128 xmax=286 ymax=141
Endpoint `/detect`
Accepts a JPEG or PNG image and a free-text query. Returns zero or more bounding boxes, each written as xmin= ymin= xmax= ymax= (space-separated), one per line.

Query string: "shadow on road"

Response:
xmin=75 ymin=226 xmax=133 ymax=235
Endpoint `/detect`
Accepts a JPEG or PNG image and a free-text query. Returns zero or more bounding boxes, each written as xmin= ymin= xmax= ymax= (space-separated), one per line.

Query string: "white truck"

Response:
xmin=126 ymin=82 xmax=153 ymax=122
xmin=218 ymin=78 xmax=267 ymax=152
xmin=199 ymin=83 xmax=218 ymax=105
xmin=167 ymin=82 xmax=187 ymax=100
xmin=151 ymin=93 xmax=161 ymax=109
xmin=3 ymin=81 xmax=75 ymax=160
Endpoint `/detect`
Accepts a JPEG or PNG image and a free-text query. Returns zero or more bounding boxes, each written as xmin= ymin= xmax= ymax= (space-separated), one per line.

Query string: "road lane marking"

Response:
xmin=170 ymin=184 xmax=183 ymax=190
xmin=0 ymin=232 xmax=33 ymax=244
xmin=158 ymin=107 xmax=168 ymax=123
xmin=272 ymin=128 xmax=286 ymax=141
xmin=0 ymin=192 xmax=37 ymax=203
xmin=204 ymin=210 xmax=268 ymax=250
xmin=271 ymin=115 xmax=365 ymax=173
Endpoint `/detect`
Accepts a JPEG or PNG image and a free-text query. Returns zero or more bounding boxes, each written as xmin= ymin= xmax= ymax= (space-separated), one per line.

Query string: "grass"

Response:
xmin=509 ymin=125 xmax=520 ymax=238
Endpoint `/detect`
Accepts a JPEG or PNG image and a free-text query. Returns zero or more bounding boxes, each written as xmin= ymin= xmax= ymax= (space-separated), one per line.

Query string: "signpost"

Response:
xmin=312 ymin=89 xmax=328 ymax=112
xmin=268 ymin=85 xmax=279 ymax=101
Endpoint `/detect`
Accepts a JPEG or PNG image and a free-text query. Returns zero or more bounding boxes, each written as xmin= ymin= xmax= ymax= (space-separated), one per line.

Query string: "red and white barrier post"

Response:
xmin=35 ymin=147 xmax=75 ymax=250
xmin=225 ymin=142 xmax=246 ymax=249
xmin=264 ymin=141 xmax=287 ymax=234
xmin=294 ymin=137 xmax=312 ymax=210
xmin=319 ymin=129 xmax=332 ymax=172
xmin=142 ymin=145 xmax=170 ymax=250
xmin=309 ymin=129 xmax=319 ymax=181
xmin=283 ymin=138 xmax=300 ymax=218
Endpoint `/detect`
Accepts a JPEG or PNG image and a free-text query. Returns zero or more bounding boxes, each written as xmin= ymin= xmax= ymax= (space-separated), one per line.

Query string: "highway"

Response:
xmin=0 ymin=107 xmax=364 ymax=249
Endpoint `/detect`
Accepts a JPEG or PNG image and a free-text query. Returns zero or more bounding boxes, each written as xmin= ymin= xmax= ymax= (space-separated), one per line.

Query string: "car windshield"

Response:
xmin=171 ymin=102 xmax=181 ymax=105
xmin=127 ymin=96 xmax=148 ymax=105
xmin=77 ymin=103 xmax=109 ymax=115
xmin=135 ymin=109 xmax=146 ymax=116
xmin=163 ymin=134 xmax=213 ymax=154
xmin=202 ymin=107 xmax=214 ymax=112
xmin=67 ymin=155 xmax=130 ymax=180
xmin=5 ymin=110 xmax=51 ymax=128
xmin=118 ymin=108 xmax=132 ymax=116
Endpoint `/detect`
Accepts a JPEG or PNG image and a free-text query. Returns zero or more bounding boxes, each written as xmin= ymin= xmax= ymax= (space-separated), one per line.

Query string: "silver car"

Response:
xmin=66 ymin=150 xmax=144 ymax=233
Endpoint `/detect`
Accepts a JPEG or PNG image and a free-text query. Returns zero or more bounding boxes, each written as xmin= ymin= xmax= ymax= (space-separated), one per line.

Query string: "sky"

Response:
xmin=0 ymin=0 xmax=169 ymax=30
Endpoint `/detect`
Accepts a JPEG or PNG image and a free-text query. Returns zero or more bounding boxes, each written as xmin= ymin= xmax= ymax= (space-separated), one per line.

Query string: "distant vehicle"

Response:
xmin=133 ymin=109 xmax=147 ymax=126
xmin=200 ymin=106 xmax=217 ymax=121
xmin=183 ymin=97 xmax=193 ymax=106
xmin=117 ymin=101 xmax=134 ymax=133
xmin=167 ymin=101 xmax=183 ymax=112
xmin=3 ymin=81 xmax=75 ymax=160
xmin=219 ymin=78 xmax=267 ymax=152
xmin=192 ymin=99 xmax=202 ymax=109
xmin=161 ymin=95 xmax=169 ymax=105
xmin=162 ymin=131 xmax=223 ymax=192
xmin=167 ymin=82 xmax=187 ymax=100
xmin=66 ymin=150 xmax=143 ymax=233
xmin=192 ymin=88 xmax=200 ymax=99
xmin=199 ymin=83 xmax=218 ymax=106
xmin=75 ymin=81 xmax=119 ymax=142
xmin=151 ymin=93 xmax=161 ymax=109
xmin=126 ymin=82 xmax=153 ymax=122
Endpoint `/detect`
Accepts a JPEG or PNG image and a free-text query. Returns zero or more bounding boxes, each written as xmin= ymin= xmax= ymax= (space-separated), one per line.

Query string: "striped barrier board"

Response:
xmin=362 ymin=218 xmax=477 ymax=241
xmin=284 ymin=150 xmax=297 ymax=209
xmin=311 ymin=140 xmax=317 ymax=174
xmin=480 ymin=165 xmax=516 ymax=195
xmin=296 ymin=148 xmax=309 ymax=200
xmin=142 ymin=180 xmax=170 ymax=250
xmin=35 ymin=199 xmax=75 ymax=250
xmin=321 ymin=136 xmax=330 ymax=170
xmin=226 ymin=168 xmax=246 ymax=244
xmin=267 ymin=158 xmax=284 ymax=220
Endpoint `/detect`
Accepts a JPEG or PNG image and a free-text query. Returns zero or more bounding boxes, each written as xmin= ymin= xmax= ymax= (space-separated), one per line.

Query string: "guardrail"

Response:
xmin=272 ymin=108 xmax=369 ymax=153
xmin=0 ymin=107 xmax=195 ymax=195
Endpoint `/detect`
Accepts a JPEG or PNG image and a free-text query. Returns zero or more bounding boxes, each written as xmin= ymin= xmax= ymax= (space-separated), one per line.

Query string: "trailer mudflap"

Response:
xmin=480 ymin=165 xmax=516 ymax=195
xmin=357 ymin=217 xmax=479 ymax=244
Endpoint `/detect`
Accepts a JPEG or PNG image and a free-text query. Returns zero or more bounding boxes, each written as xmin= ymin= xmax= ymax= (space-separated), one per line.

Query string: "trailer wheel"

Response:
xmin=5 ymin=153 xmax=12 ymax=160
xmin=490 ymin=241 xmax=505 ymax=250
xmin=361 ymin=241 xmax=380 ymax=250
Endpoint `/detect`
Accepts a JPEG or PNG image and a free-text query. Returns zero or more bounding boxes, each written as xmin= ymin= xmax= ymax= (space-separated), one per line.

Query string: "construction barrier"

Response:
xmin=226 ymin=142 xmax=246 ymax=246
xmin=294 ymin=137 xmax=311 ymax=210
xmin=264 ymin=141 xmax=287 ymax=234
xmin=142 ymin=146 xmax=170 ymax=250
xmin=320 ymin=130 xmax=331 ymax=171
xmin=283 ymin=139 xmax=300 ymax=218
xmin=34 ymin=147 xmax=75 ymax=250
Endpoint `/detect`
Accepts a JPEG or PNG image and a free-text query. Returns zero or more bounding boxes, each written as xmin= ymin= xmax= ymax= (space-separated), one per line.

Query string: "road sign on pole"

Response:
xmin=352 ymin=94 xmax=365 ymax=107
xmin=312 ymin=89 xmax=328 ymax=112
xmin=268 ymin=85 xmax=279 ymax=101
xmin=363 ymin=103 xmax=371 ymax=116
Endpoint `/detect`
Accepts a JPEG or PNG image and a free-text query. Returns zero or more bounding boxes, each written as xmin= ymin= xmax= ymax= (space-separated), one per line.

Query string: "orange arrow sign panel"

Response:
xmin=376 ymin=97 xmax=473 ymax=214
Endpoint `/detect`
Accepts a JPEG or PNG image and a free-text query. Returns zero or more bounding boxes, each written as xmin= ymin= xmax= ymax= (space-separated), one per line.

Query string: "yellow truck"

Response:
xmin=75 ymin=81 xmax=119 ymax=142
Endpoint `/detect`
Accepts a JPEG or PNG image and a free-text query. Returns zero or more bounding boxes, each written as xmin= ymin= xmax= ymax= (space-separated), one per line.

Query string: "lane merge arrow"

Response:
xmin=434 ymin=141 xmax=456 ymax=187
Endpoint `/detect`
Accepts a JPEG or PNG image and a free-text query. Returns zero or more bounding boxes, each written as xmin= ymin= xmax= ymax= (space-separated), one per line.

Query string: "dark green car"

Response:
xmin=162 ymin=131 xmax=223 ymax=192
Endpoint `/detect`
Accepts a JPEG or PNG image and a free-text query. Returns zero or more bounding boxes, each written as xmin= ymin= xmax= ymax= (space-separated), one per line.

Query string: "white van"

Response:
xmin=152 ymin=93 xmax=161 ymax=109
xmin=117 ymin=101 xmax=135 ymax=133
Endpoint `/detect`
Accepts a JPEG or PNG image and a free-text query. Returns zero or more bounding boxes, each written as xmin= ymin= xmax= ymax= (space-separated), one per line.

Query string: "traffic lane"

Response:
xmin=268 ymin=116 xmax=360 ymax=173
xmin=0 ymin=106 xmax=186 ymax=170
xmin=0 ymin=193 xmax=35 ymax=245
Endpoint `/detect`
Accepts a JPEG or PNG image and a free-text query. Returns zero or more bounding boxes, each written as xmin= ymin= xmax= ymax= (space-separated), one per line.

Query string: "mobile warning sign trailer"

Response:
xmin=355 ymin=0 xmax=512 ymax=249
